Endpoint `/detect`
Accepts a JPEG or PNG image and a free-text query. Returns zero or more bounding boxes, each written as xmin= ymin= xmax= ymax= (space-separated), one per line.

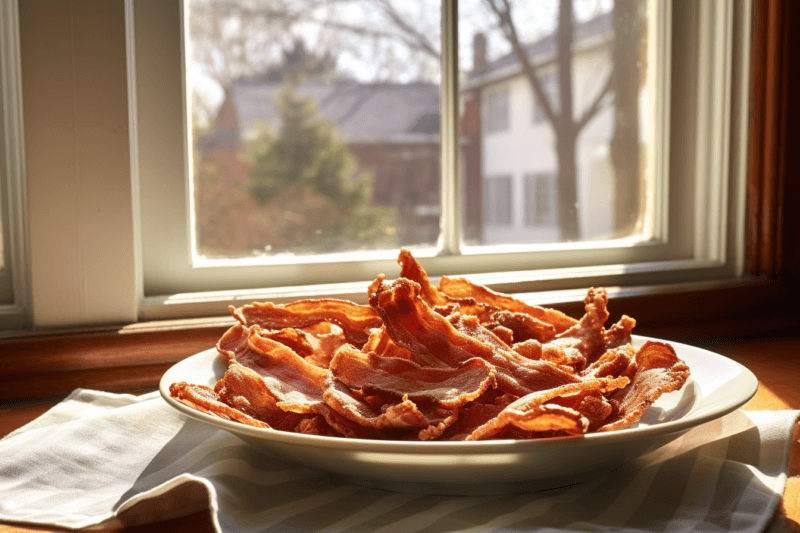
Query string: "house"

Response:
xmin=461 ymin=10 xmax=648 ymax=244
xmin=197 ymin=79 xmax=442 ymax=246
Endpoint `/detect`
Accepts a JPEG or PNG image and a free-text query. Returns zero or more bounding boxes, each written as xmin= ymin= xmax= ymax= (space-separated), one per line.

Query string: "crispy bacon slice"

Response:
xmin=604 ymin=315 xmax=637 ymax=351
xmin=230 ymin=299 xmax=382 ymax=346
xmin=438 ymin=276 xmax=578 ymax=333
xmin=222 ymin=326 xmax=331 ymax=414
xmin=582 ymin=344 xmax=636 ymax=379
xmin=542 ymin=288 xmax=610 ymax=370
xmin=322 ymin=381 xmax=457 ymax=439
xmin=362 ymin=326 xmax=412 ymax=360
xmin=489 ymin=310 xmax=558 ymax=343
xmin=169 ymin=382 xmax=270 ymax=429
xmin=397 ymin=248 xmax=449 ymax=307
xmin=598 ymin=341 xmax=690 ymax=432
xmin=372 ymin=278 xmax=581 ymax=396
xmin=465 ymin=376 xmax=628 ymax=440
xmin=330 ymin=344 xmax=496 ymax=408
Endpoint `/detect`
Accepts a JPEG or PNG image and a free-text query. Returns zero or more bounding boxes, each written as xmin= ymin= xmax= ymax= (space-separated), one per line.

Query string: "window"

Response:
xmin=484 ymin=175 xmax=513 ymax=226
xmin=524 ymin=173 xmax=557 ymax=227
xmin=123 ymin=0 xmax=753 ymax=321
xmin=0 ymin=0 xmax=742 ymax=328
xmin=0 ymin=0 xmax=28 ymax=330
xmin=483 ymin=88 xmax=510 ymax=133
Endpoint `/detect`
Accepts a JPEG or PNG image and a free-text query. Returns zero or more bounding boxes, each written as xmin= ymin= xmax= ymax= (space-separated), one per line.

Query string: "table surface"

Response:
xmin=1 ymin=335 xmax=799 ymax=533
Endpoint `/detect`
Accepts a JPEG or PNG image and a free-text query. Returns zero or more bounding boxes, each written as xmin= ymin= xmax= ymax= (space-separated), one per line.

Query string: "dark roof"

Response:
xmin=466 ymin=11 xmax=612 ymax=88
xmin=228 ymin=80 xmax=440 ymax=144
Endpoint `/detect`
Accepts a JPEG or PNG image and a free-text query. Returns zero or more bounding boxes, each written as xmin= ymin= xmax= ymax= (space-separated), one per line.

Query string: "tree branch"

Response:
xmin=375 ymin=0 xmax=440 ymax=60
xmin=482 ymin=0 xmax=558 ymax=127
xmin=576 ymin=70 xmax=612 ymax=132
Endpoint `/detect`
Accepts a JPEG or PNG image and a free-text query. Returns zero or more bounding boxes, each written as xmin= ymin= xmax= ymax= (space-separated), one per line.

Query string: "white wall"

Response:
xmin=480 ymin=46 xmax=630 ymax=244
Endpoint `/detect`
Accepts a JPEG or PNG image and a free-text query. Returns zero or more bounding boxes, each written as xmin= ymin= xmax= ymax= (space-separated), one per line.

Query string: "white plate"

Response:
xmin=159 ymin=335 xmax=758 ymax=495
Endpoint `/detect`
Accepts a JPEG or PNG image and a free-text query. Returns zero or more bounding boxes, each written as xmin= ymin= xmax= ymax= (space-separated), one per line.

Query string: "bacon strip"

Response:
xmin=542 ymin=288 xmax=610 ymax=370
xmin=322 ymin=381 xmax=457 ymax=439
xmin=169 ymin=382 xmax=270 ymax=429
xmin=599 ymin=341 xmax=690 ymax=432
xmin=230 ymin=299 xmax=382 ymax=346
xmin=465 ymin=376 xmax=628 ymax=440
xmin=438 ymin=276 xmax=578 ymax=333
xmin=397 ymin=248 xmax=449 ymax=306
xmin=372 ymin=279 xmax=581 ymax=396
xmin=330 ymin=344 xmax=496 ymax=408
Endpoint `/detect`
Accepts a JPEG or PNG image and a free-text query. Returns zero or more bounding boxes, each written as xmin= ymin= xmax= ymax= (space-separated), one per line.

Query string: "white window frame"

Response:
xmin=127 ymin=0 xmax=751 ymax=321
xmin=4 ymin=0 xmax=751 ymax=329
xmin=0 ymin=0 xmax=29 ymax=331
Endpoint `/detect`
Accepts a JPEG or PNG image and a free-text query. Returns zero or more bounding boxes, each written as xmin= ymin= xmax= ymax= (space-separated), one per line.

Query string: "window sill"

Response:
xmin=2 ymin=276 xmax=798 ymax=406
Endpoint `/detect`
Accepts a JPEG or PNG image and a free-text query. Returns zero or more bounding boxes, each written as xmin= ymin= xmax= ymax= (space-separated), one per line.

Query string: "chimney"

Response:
xmin=473 ymin=33 xmax=487 ymax=73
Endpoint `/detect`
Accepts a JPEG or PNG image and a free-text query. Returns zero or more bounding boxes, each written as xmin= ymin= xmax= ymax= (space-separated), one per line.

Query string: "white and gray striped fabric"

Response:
xmin=0 ymin=389 xmax=797 ymax=533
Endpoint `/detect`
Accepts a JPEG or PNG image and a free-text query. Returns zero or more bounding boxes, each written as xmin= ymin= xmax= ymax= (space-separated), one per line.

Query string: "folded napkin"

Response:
xmin=0 ymin=389 xmax=797 ymax=533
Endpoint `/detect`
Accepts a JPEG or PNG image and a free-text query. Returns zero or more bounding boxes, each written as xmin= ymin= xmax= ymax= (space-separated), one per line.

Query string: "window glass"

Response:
xmin=483 ymin=175 xmax=513 ymax=226
xmin=460 ymin=0 xmax=649 ymax=246
xmin=187 ymin=0 xmax=441 ymax=259
xmin=483 ymin=87 xmax=509 ymax=133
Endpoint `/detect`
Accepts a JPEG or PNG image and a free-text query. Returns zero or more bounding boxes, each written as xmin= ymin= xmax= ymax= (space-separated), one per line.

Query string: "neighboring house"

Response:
xmin=197 ymin=80 xmax=441 ymax=246
xmin=462 ymin=11 xmax=648 ymax=244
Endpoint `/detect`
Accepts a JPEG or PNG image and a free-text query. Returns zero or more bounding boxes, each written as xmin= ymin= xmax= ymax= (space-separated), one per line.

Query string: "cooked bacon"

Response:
xmin=295 ymin=415 xmax=342 ymax=437
xmin=489 ymin=310 xmax=558 ymax=343
xmin=465 ymin=376 xmax=628 ymax=440
xmin=486 ymin=323 xmax=514 ymax=346
xmin=397 ymin=248 xmax=449 ymax=307
xmin=224 ymin=327 xmax=331 ymax=414
xmin=259 ymin=327 xmax=316 ymax=358
xmin=598 ymin=341 xmax=690 ymax=432
xmin=543 ymin=288 xmax=610 ymax=370
xmin=172 ymin=250 xmax=690 ymax=442
xmin=604 ymin=315 xmax=636 ymax=351
xmin=330 ymin=344 xmax=496 ymax=408
xmin=448 ymin=313 xmax=581 ymax=396
xmin=322 ymin=381 xmax=457 ymax=439
xmin=362 ymin=327 xmax=412 ymax=360
xmin=513 ymin=339 xmax=543 ymax=360
xmin=214 ymin=363 xmax=309 ymax=431
xmin=438 ymin=276 xmax=578 ymax=333
xmin=230 ymin=299 xmax=382 ymax=347
xmin=582 ymin=344 xmax=636 ymax=378
xmin=169 ymin=382 xmax=270 ymax=429
xmin=372 ymin=279 xmax=581 ymax=396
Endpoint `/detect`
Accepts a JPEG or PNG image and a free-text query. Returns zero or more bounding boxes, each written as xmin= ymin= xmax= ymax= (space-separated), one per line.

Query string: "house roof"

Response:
xmin=227 ymin=80 xmax=440 ymax=144
xmin=465 ymin=10 xmax=613 ymax=89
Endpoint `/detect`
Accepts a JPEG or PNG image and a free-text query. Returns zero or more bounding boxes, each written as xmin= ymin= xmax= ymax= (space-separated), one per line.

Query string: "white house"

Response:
xmin=462 ymin=11 xmax=649 ymax=245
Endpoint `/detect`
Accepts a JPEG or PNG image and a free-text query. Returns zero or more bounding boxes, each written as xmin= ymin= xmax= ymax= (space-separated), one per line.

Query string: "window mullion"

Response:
xmin=439 ymin=0 xmax=461 ymax=256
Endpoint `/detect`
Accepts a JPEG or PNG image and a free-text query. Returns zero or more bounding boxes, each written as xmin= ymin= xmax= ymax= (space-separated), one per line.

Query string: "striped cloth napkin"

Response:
xmin=0 ymin=389 xmax=797 ymax=533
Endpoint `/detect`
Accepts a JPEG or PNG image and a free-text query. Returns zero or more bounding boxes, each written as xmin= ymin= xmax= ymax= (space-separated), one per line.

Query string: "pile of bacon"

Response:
xmin=170 ymin=250 xmax=690 ymax=441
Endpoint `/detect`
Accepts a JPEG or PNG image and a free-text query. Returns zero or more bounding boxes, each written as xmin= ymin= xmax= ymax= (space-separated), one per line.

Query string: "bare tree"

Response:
xmin=610 ymin=0 xmax=643 ymax=236
xmin=483 ymin=0 xmax=612 ymax=240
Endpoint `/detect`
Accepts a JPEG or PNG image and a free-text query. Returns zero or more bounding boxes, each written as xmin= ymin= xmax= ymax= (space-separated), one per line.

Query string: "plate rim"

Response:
xmin=159 ymin=334 xmax=758 ymax=451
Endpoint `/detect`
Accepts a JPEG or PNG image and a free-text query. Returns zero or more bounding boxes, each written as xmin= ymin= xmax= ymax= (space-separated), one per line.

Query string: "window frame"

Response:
xmin=126 ymin=0 xmax=752 ymax=321
xmin=1 ymin=0 xmax=751 ymax=330
xmin=0 ymin=0 xmax=29 ymax=331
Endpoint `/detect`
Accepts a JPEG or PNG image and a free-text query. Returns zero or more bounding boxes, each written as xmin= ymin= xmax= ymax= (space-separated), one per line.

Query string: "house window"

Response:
xmin=484 ymin=176 xmax=513 ymax=226
xmin=120 ymin=0 xmax=752 ymax=321
xmin=484 ymin=88 xmax=510 ymax=133
xmin=533 ymin=72 xmax=559 ymax=124
xmin=524 ymin=173 xmax=557 ymax=226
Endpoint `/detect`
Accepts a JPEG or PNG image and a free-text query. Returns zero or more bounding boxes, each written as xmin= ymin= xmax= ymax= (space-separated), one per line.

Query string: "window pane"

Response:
xmin=187 ymin=0 xmax=441 ymax=259
xmin=460 ymin=0 xmax=652 ymax=246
